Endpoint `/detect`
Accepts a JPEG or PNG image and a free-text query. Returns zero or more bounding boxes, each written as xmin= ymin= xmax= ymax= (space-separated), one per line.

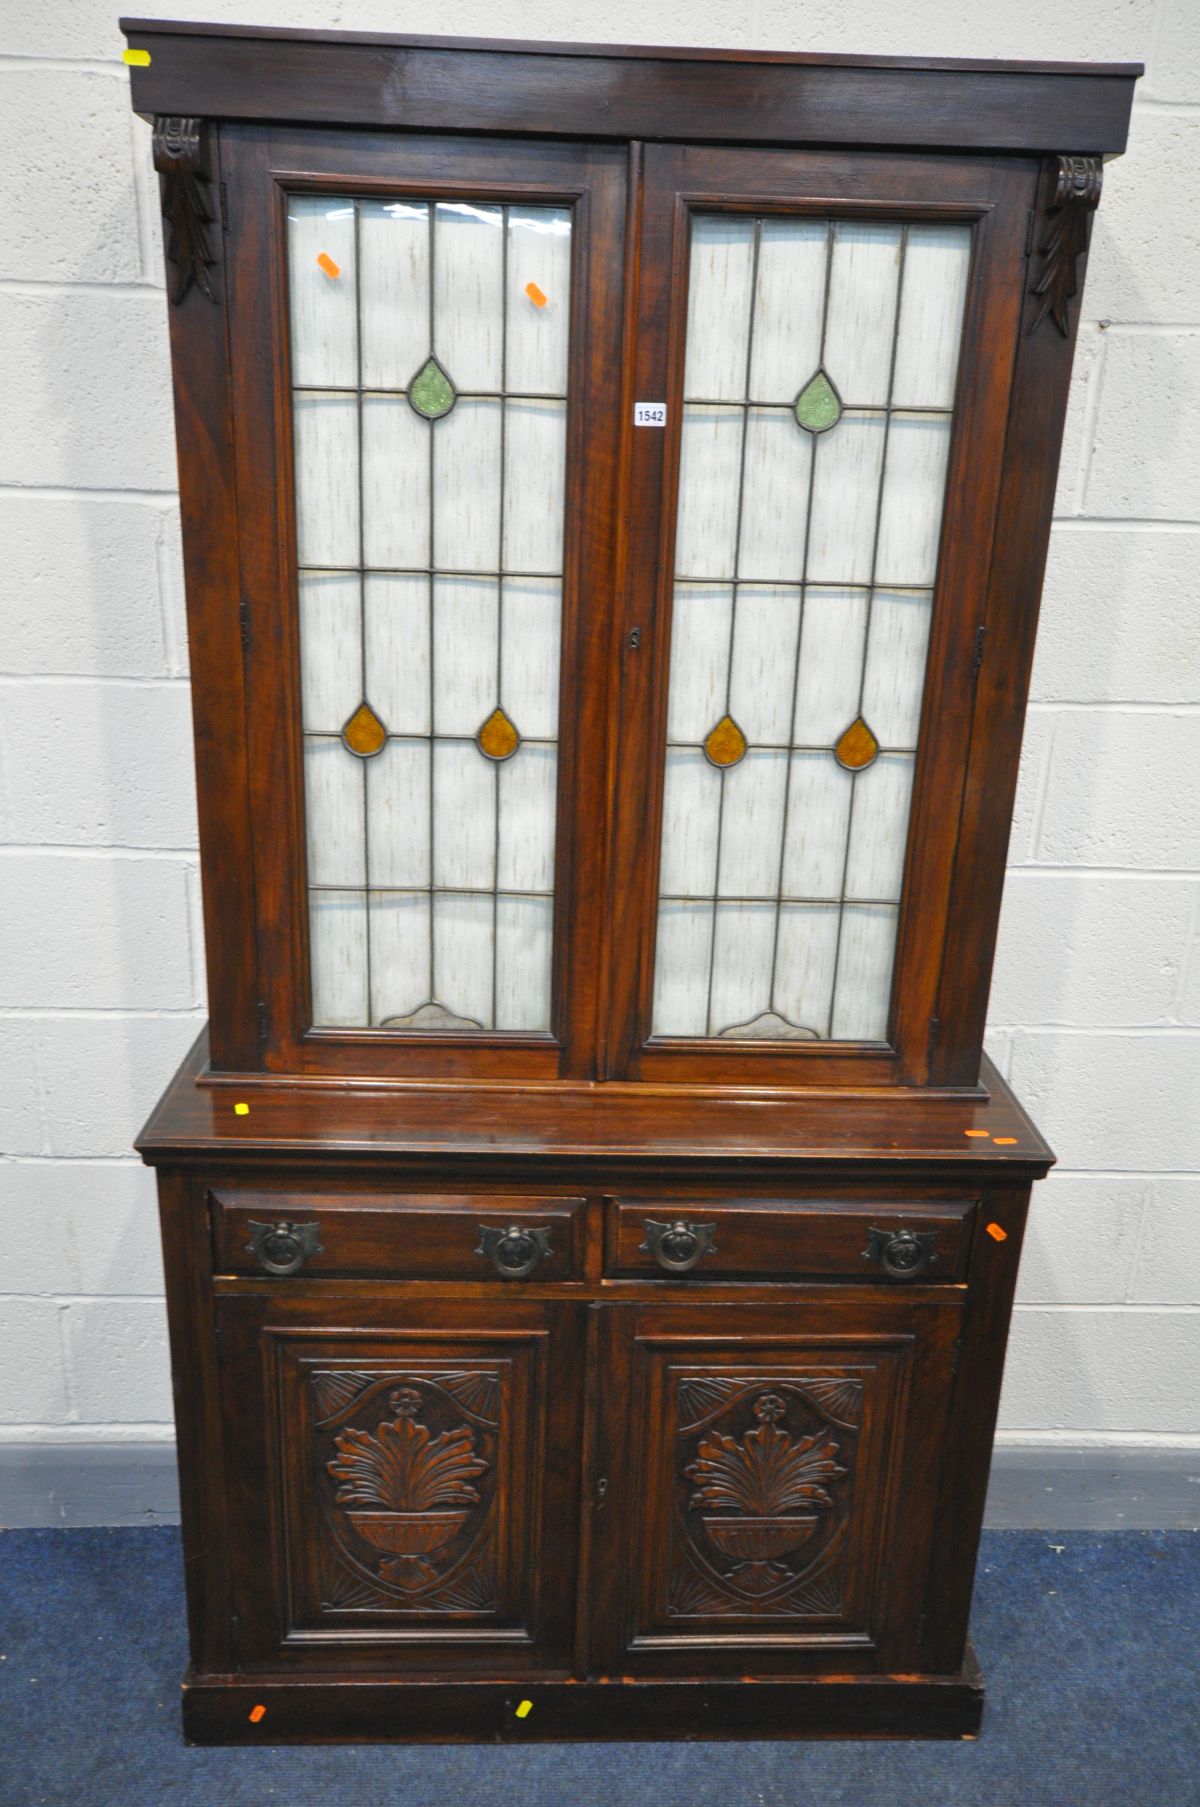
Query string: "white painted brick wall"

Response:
xmin=0 ymin=0 xmax=1196 ymax=1454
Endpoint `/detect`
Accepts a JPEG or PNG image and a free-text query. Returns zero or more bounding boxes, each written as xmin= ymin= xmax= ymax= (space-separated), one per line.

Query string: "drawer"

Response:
xmin=211 ymin=1190 xmax=585 ymax=1281
xmin=606 ymin=1197 xmax=976 ymax=1283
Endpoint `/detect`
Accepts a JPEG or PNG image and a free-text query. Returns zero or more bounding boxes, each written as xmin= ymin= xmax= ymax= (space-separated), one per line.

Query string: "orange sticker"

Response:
xmin=515 ymin=1698 xmax=533 ymax=1718
xmin=234 ymin=1102 xmax=250 ymax=1117
xmin=993 ymin=1136 xmax=1018 ymax=1145
xmin=524 ymin=281 xmax=548 ymax=308
xmin=964 ymin=1128 xmax=989 ymax=1138
xmin=316 ymin=252 xmax=341 ymax=280
xmin=248 ymin=1704 xmax=267 ymax=1723
xmin=986 ymin=1222 xmax=1008 ymax=1242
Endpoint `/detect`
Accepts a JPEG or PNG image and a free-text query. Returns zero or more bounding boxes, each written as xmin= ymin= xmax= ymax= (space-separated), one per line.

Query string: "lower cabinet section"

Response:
xmin=213 ymin=1288 xmax=963 ymax=1685
xmin=215 ymin=1294 xmax=584 ymax=1674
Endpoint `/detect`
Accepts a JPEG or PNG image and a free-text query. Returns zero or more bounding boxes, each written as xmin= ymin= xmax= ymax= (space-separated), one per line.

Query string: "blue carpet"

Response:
xmin=0 ymin=1528 xmax=1195 ymax=1805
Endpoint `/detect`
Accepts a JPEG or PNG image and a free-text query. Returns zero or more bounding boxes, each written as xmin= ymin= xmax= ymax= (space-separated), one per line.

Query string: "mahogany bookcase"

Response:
xmin=121 ymin=19 xmax=1136 ymax=1743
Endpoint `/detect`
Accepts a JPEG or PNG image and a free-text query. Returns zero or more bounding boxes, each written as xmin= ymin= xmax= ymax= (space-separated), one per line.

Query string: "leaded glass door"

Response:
xmin=609 ymin=145 xmax=1033 ymax=1084
xmin=225 ymin=129 xmax=625 ymax=1078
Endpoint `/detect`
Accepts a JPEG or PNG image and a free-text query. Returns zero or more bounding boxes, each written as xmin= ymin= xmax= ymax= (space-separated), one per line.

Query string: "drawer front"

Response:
xmin=606 ymin=1197 xmax=975 ymax=1283
xmin=212 ymin=1191 xmax=585 ymax=1281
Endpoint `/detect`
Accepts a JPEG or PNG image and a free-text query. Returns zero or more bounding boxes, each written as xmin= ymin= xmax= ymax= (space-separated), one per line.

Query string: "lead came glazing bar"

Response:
xmin=290 ymin=194 xmax=572 ymax=1032
xmin=652 ymin=213 xmax=972 ymax=1044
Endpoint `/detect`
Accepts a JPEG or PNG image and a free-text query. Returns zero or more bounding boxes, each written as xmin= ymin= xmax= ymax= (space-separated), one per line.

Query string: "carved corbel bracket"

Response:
xmin=152 ymin=115 xmax=217 ymax=305
xmin=1030 ymin=154 xmax=1103 ymax=336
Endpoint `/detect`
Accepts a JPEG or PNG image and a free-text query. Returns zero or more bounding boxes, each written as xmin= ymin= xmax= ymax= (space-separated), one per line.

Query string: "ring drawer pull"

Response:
xmin=640 ymin=1218 xmax=717 ymax=1274
xmin=475 ymin=1223 xmax=552 ymax=1279
xmin=245 ymin=1219 xmax=323 ymax=1276
xmin=862 ymin=1227 xmax=938 ymax=1281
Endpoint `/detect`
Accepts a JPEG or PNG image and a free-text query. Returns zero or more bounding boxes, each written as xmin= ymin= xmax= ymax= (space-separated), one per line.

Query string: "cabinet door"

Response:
xmin=588 ymin=1296 xmax=962 ymax=1675
xmin=215 ymin=1292 xmax=583 ymax=1674
xmin=609 ymin=144 xmax=1036 ymax=1086
xmin=220 ymin=127 xmax=624 ymax=1081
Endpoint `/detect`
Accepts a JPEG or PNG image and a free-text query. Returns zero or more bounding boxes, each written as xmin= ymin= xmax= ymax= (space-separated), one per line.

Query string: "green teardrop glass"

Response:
xmin=794 ymin=368 xmax=843 ymax=435
xmin=408 ymin=354 xmax=457 ymax=420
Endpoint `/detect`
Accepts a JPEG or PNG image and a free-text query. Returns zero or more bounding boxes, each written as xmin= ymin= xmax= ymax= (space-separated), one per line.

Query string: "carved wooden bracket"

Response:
xmin=1030 ymin=154 xmax=1103 ymax=336
xmin=152 ymin=115 xmax=217 ymax=305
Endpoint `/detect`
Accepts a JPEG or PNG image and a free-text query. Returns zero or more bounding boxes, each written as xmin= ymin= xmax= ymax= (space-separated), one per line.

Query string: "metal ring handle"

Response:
xmin=862 ymin=1227 xmax=937 ymax=1282
xmin=475 ymin=1223 xmax=552 ymax=1280
xmin=245 ymin=1219 xmax=323 ymax=1277
xmin=640 ymin=1218 xmax=717 ymax=1274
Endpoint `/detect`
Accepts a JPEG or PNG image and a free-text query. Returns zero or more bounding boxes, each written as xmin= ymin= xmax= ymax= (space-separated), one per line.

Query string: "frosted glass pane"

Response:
xmin=791 ymin=589 xmax=868 ymax=747
xmin=370 ymin=891 xmax=431 ymax=1024
xmin=716 ymin=751 xmax=788 ymax=897
xmin=291 ymin=195 xmax=568 ymax=1035
xmin=728 ymin=587 xmax=802 ymax=746
xmin=496 ymin=896 xmax=554 ymax=1030
xmin=654 ymin=212 xmax=972 ymax=1045
xmin=288 ymin=197 xmax=358 ymax=388
xmin=498 ymin=745 xmax=557 ymax=892
xmin=653 ymin=903 xmax=713 ymax=1036
xmin=806 ymin=415 xmax=887 ymax=584
xmin=359 ymin=199 xmax=429 ymax=390
xmin=749 ymin=220 xmax=828 ymax=403
xmin=364 ymin=575 xmax=429 ymax=735
xmin=432 ymin=576 xmax=498 ymax=736
xmin=361 ymin=396 xmax=429 ymax=569
xmin=433 ymin=201 xmax=504 ymax=392
xmin=708 ymin=902 xmax=776 ymax=1036
xmin=844 ymin=755 xmax=915 ymax=901
xmin=506 ymin=209 xmax=572 ymax=397
xmin=675 ymin=408 xmax=742 ymax=577
xmin=294 ymin=395 xmax=359 ymax=567
xmin=304 ymin=739 xmax=364 ymax=888
xmin=683 ymin=216 xmax=755 ymax=400
xmin=738 ymin=410 xmax=812 ymax=581
xmin=433 ymin=741 xmax=494 ymax=889
xmin=875 ymin=415 xmax=953 ymax=586
xmin=504 ymin=400 xmax=566 ymax=573
xmin=830 ymin=905 xmax=899 ymax=1040
xmin=861 ymin=590 xmax=932 ymax=748
xmin=310 ymin=891 xmax=368 ymax=1026
xmin=433 ymin=399 xmax=501 ymax=572
xmin=774 ymin=904 xmax=840 ymax=1034
xmin=823 ymin=223 xmax=903 ymax=406
xmin=502 ymin=579 xmax=561 ymax=738
xmin=780 ymin=752 xmax=853 ymax=900
xmin=433 ymin=893 xmax=492 ymax=1027
xmin=299 ymin=572 xmax=361 ymax=731
xmin=667 ymin=586 xmax=733 ymax=744
xmin=659 ymin=749 xmax=721 ymax=898
xmin=893 ymin=225 xmax=971 ymax=408
xmin=366 ymin=741 xmax=431 ymax=889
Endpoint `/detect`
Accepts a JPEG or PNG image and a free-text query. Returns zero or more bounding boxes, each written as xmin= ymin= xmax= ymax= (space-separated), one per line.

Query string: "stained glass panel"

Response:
xmin=289 ymin=195 xmax=572 ymax=1031
xmin=652 ymin=214 xmax=972 ymax=1043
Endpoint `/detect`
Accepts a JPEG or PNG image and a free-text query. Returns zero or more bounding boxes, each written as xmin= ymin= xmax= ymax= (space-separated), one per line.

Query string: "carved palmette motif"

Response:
xmin=152 ymin=115 xmax=217 ymax=304
xmin=669 ymin=1381 xmax=857 ymax=1616
xmin=1030 ymin=154 xmax=1103 ymax=336
xmin=315 ymin=1375 xmax=499 ymax=1608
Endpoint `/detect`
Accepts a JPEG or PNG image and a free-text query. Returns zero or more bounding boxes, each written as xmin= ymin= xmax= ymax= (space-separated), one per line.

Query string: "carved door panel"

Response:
xmin=215 ymin=1293 xmax=583 ymax=1674
xmin=588 ymin=1297 xmax=963 ymax=1675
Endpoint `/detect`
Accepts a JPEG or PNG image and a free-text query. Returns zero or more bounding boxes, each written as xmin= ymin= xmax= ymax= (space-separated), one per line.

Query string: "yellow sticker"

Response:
xmin=123 ymin=48 xmax=151 ymax=66
xmin=234 ymin=1102 xmax=250 ymax=1117
xmin=985 ymin=1222 xmax=1008 ymax=1243
xmin=515 ymin=1699 xmax=533 ymax=1719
